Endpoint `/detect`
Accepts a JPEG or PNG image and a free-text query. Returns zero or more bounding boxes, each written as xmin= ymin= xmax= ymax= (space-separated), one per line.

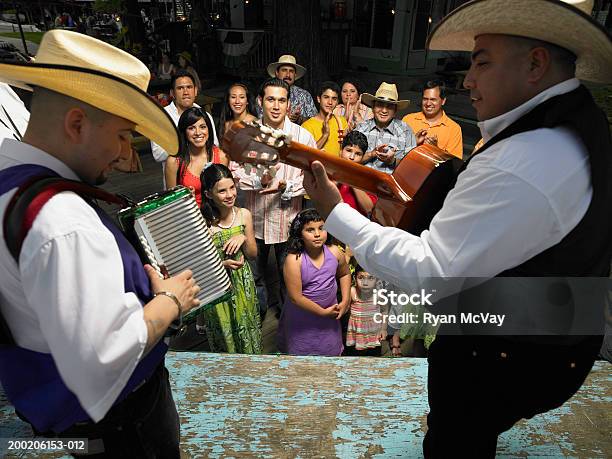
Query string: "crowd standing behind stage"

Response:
xmin=3 ymin=45 xmax=470 ymax=358
xmin=145 ymin=51 xmax=469 ymax=356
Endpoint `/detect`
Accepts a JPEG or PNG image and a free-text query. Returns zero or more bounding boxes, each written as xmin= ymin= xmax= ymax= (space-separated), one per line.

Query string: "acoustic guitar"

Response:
xmin=222 ymin=120 xmax=456 ymax=234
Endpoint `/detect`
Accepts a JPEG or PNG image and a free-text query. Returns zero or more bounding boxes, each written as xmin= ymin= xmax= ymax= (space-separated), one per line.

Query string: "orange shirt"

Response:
xmin=402 ymin=110 xmax=463 ymax=159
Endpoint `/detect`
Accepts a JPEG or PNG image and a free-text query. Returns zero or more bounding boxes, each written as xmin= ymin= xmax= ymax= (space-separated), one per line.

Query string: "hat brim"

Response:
xmin=427 ymin=0 xmax=612 ymax=83
xmin=266 ymin=62 xmax=307 ymax=80
xmin=361 ymin=93 xmax=410 ymax=110
xmin=0 ymin=62 xmax=179 ymax=154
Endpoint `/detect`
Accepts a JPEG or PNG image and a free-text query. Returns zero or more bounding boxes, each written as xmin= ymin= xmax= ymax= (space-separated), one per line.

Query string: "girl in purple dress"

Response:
xmin=278 ymin=209 xmax=351 ymax=356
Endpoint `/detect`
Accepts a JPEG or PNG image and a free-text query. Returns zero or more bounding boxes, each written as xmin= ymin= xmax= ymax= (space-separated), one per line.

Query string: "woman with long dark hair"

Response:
xmin=218 ymin=82 xmax=258 ymax=138
xmin=165 ymin=107 xmax=228 ymax=206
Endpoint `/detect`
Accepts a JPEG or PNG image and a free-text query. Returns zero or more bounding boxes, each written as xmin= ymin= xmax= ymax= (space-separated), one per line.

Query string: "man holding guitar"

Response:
xmin=301 ymin=0 xmax=612 ymax=456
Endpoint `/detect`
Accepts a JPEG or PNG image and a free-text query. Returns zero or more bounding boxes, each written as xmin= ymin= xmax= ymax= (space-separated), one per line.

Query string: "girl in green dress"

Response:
xmin=200 ymin=164 xmax=262 ymax=353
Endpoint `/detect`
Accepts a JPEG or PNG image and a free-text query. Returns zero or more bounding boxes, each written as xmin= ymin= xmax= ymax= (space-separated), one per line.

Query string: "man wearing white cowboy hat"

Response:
xmin=257 ymin=54 xmax=317 ymax=125
xmin=303 ymin=0 xmax=611 ymax=456
xmin=355 ymin=82 xmax=416 ymax=174
xmin=0 ymin=30 xmax=201 ymax=456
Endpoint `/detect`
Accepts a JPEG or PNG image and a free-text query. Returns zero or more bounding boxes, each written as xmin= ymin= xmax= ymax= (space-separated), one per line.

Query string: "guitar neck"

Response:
xmin=279 ymin=140 xmax=410 ymax=204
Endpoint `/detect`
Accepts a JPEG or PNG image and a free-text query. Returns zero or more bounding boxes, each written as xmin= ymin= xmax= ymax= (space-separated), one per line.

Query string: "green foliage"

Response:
xmin=0 ymin=32 xmax=44 ymax=44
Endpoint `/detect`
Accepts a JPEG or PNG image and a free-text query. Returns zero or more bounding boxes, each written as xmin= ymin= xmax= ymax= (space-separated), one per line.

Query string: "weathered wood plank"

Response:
xmin=165 ymin=354 xmax=611 ymax=458
xmin=1 ymin=355 xmax=610 ymax=458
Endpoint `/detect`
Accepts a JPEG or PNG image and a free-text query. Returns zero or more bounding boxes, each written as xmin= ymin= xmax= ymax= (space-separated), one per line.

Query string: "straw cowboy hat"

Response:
xmin=0 ymin=29 xmax=179 ymax=154
xmin=361 ymin=82 xmax=410 ymax=110
xmin=177 ymin=51 xmax=193 ymax=65
xmin=427 ymin=0 xmax=612 ymax=83
xmin=267 ymin=55 xmax=307 ymax=80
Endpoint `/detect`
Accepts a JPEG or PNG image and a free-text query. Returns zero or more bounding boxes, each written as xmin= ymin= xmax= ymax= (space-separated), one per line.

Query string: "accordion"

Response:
xmin=118 ymin=186 xmax=232 ymax=324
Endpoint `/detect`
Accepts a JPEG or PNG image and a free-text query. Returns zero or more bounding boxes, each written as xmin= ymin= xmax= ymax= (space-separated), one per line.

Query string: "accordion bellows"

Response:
xmin=118 ymin=186 xmax=232 ymax=324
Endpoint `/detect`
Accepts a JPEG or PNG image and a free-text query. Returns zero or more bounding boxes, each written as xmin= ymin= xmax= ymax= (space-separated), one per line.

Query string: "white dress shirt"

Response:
xmin=150 ymin=101 xmax=218 ymax=162
xmin=0 ymin=139 xmax=149 ymax=422
xmin=233 ymin=118 xmax=315 ymax=243
xmin=0 ymin=83 xmax=29 ymax=141
xmin=327 ymin=79 xmax=591 ymax=294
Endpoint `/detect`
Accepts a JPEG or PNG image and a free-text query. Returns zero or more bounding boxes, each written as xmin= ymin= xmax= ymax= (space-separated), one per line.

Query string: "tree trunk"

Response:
xmin=273 ymin=0 xmax=327 ymax=92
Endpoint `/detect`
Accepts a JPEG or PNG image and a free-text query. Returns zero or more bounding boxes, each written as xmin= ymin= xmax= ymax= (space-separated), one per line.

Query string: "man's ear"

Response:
xmin=527 ymin=47 xmax=551 ymax=83
xmin=193 ymin=84 xmax=198 ymax=98
xmin=257 ymin=96 xmax=262 ymax=108
xmin=441 ymin=97 xmax=446 ymax=107
xmin=64 ymin=107 xmax=87 ymax=144
xmin=317 ymin=96 xmax=321 ymax=105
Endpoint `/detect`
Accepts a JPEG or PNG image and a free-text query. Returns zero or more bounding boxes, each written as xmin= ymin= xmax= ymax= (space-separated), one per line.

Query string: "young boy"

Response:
xmin=338 ymin=130 xmax=378 ymax=216
xmin=302 ymin=81 xmax=348 ymax=156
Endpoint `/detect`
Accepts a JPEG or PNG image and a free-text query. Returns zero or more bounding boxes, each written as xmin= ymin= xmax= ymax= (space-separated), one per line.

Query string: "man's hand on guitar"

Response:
xmin=303 ymin=161 xmax=343 ymax=220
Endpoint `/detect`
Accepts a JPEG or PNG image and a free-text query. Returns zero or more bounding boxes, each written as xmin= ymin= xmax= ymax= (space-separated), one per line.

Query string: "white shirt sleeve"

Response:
xmin=150 ymin=140 xmax=168 ymax=163
xmin=19 ymin=192 xmax=148 ymax=422
xmin=206 ymin=111 xmax=219 ymax=146
xmin=326 ymin=164 xmax=574 ymax=295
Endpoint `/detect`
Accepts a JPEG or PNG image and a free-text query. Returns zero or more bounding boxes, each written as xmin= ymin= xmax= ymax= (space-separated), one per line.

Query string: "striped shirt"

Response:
xmin=355 ymin=118 xmax=416 ymax=174
xmin=233 ymin=118 xmax=316 ymax=244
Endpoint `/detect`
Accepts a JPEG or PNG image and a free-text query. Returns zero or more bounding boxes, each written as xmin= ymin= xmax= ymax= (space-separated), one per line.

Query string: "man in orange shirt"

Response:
xmin=402 ymin=80 xmax=463 ymax=159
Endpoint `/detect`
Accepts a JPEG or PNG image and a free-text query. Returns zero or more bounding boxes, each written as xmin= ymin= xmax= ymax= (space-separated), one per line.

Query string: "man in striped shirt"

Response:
xmin=233 ymin=78 xmax=316 ymax=319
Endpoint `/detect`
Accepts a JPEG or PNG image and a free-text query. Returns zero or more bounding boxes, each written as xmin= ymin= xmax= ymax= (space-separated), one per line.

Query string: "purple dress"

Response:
xmin=278 ymin=245 xmax=343 ymax=356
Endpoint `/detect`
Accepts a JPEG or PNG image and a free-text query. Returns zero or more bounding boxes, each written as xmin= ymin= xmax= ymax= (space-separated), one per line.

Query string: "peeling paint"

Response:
xmin=1 ymin=355 xmax=609 ymax=458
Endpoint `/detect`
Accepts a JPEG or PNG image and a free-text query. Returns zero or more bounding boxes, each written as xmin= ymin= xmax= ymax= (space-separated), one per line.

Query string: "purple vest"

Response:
xmin=0 ymin=164 xmax=166 ymax=433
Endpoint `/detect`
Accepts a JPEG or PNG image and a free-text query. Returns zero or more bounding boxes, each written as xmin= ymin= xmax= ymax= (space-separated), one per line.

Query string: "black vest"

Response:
xmin=458 ymin=85 xmax=612 ymax=278
xmin=433 ymin=85 xmax=609 ymax=352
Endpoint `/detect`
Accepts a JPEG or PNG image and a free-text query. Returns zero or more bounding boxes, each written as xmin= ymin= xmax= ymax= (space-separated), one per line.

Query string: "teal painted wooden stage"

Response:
xmin=1 ymin=353 xmax=610 ymax=458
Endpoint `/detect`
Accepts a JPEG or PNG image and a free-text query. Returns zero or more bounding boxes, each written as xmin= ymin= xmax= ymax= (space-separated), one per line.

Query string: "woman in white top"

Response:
xmin=157 ymin=53 xmax=175 ymax=80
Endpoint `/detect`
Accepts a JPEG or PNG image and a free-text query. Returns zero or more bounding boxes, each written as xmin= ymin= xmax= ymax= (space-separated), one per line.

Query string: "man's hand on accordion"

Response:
xmin=142 ymin=266 xmax=201 ymax=352
xmin=222 ymin=254 xmax=245 ymax=271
